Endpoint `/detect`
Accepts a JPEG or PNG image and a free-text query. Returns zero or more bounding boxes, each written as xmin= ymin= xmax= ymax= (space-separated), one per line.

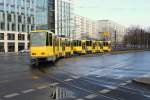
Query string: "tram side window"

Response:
xmin=86 ymin=41 xmax=88 ymax=46
xmin=104 ymin=42 xmax=108 ymax=46
xmin=53 ymin=38 xmax=57 ymax=46
xmin=79 ymin=41 xmax=81 ymax=46
xmin=68 ymin=41 xmax=71 ymax=46
xmin=60 ymin=39 xmax=62 ymax=47
xmin=90 ymin=41 xmax=92 ymax=46
xmin=73 ymin=41 xmax=77 ymax=46
xmin=86 ymin=41 xmax=92 ymax=46
xmin=49 ymin=33 xmax=52 ymax=46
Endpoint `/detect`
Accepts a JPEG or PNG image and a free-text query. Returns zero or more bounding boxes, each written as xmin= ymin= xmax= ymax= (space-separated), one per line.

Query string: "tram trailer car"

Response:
xmin=103 ymin=41 xmax=111 ymax=52
xmin=85 ymin=40 xmax=93 ymax=54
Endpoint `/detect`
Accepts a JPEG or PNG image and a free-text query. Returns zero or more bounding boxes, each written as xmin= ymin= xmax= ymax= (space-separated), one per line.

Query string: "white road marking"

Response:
xmin=76 ymin=98 xmax=85 ymax=100
xmin=85 ymin=94 xmax=97 ymax=99
xmin=107 ymin=86 xmax=118 ymax=90
xmin=4 ymin=93 xmax=20 ymax=98
xmin=85 ymin=74 xmax=89 ymax=76
xmin=37 ymin=85 xmax=48 ymax=90
xmin=71 ymin=76 xmax=80 ymax=79
xmin=119 ymin=83 xmax=128 ymax=86
xmin=49 ymin=82 xmax=59 ymax=86
xmin=99 ymin=89 xmax=111 ymax=94
xmin=96 ymin=75 xmax=101 ymax=78
xmin=126 ymin=80 xmax=132 ymax=83
xmin=21 ymin=89 xmax=35 ymax=93
xmin=64 ymin=79 xmax=73 ymax=82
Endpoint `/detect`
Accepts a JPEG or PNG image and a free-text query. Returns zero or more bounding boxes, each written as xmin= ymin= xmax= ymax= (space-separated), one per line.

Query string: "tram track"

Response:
xmin=38 ymin=62 xmax=150 ymax=100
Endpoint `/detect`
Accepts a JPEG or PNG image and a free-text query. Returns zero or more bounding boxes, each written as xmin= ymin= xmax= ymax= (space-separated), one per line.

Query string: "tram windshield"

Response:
xmin=30 ymin=32 xmax=46 ymax=46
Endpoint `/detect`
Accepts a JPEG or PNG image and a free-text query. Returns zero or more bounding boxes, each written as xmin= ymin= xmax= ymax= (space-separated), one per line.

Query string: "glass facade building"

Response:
xmin=0 ymin=0 xmax=74 ymax=53
xmin=0 ymin=0 xmax=36 ymax=32
xmin=36 ymin=0 xmax=74 ymax=37
xmin=0 ymin=0 xmax=36 ymax=53
xmin=35 ymin=0 xmax=48 ymax=30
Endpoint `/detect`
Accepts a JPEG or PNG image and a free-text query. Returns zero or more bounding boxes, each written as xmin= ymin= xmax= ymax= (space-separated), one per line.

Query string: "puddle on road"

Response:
xmin=49 ymin=86 xmax=75 ymax=100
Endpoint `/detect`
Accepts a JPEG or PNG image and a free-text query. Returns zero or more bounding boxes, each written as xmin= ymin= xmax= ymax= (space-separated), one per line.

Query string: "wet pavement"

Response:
xmin=0 ymin=51 xmax=150 ymax=100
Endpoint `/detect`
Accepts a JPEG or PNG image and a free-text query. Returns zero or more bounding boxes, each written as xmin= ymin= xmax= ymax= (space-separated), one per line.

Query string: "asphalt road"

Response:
xmin=0 ymin=52 xmax=150 ymax=100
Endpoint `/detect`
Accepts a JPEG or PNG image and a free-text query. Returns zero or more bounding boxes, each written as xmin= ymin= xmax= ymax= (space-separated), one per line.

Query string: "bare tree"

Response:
xmin=123 ymin=26 xmax=150 ymax=49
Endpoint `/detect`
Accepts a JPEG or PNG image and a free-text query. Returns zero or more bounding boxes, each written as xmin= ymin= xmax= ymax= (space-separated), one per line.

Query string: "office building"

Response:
xmin=0 ymin=0 xmax=36 ymax=52
xmin=74 ymin=15 xmax=96 ymax=40
xmin=36 ymin=0 xmax=74 ymax=37
xmin=96 ymin=20 xmax=127 ymax=45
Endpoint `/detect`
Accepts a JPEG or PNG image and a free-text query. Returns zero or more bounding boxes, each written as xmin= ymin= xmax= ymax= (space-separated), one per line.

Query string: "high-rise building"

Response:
xmin=0 ymin=0 xmax=36 ymax=53
xmin=96 ymin=20 xmax=127 ymax=45
xmin=0 ymin=0 xmax=74 ymax=53
xmin=74 ymin=15 xmax=96 ymax=40
xmin=36 ymin=0 xmax=74 ymax=37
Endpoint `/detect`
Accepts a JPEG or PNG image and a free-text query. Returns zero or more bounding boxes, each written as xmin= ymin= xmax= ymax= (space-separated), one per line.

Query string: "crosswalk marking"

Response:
xmin=49 ymin=82 xmax=59 ymax=86
xmin=85 ymin=94 xmax=97 ymax=99
xmin=64 ymin=78 xmax=73 ymax=82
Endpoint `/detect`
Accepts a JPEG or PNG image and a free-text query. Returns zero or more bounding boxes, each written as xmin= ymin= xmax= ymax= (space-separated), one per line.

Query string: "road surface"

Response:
xmin=0 ymin=51 xmax=150 ymax=100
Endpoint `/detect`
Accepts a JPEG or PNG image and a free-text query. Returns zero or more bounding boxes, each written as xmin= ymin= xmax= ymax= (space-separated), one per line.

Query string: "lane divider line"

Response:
xmin=49 ymin=82 xmax=59 ymax=86
xmin=37 ymin=85 xmax=48 ymax=90
xmin=4 ymin=93 xmax=20 ymax=98
xmin=21 ymin=89 xmax=35 ymax=93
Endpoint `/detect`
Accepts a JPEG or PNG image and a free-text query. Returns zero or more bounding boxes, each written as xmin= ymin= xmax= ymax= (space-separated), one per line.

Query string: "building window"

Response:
xmin=27 ymin=34 xmax=30 ymax=41
xmin=1 ymin=22 xmax=4 ymax=30
xmin=18 ymin=24 xmax=20 ymax=31
xmin=31 ymin=25 xmax=34 ymax=31
xmin=0 ymin=42 xmax=4 ymax=52
xmin=0 ymin=33 xmax=4 ymax=40
xmin=18 ymin=43 xmax=25 ymax=51
xmin=18 ymin=15 xmax=21 ymax=23
xmin=8 ymin=42 xmax=15 ymax=52
xmin=18 ymin=34 xmax=25 ymax=40
xmin=7 ymin=14 xmax=11 ymax=22
xmin=22 ymin=24 xmax=25 ymax=32
xmin=7 ymin=23 xmax=9 ymax=31
xmin=27 ymin=17 xmax=31 ymax=24
xmin=12 ymin=23 xmax=16 ymax=31
xmin=7 ymin=33 xmax=15 ymax=40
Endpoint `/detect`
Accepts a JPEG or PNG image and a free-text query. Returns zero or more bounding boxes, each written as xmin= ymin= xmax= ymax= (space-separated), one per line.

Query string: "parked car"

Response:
xmin=19 ymin=49 xmax=29 ymax=53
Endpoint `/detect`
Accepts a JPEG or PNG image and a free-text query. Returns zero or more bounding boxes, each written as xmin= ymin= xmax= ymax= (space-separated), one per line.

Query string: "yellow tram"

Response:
xmin=30 ymin=30 xmax=111 ymax=65
xmin=30 ymin=30 xmax=57 ymax=63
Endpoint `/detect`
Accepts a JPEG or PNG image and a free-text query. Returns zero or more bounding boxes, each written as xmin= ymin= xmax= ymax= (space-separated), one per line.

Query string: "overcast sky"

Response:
xmin=74 ymin=0 xmax=150 ymax=27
